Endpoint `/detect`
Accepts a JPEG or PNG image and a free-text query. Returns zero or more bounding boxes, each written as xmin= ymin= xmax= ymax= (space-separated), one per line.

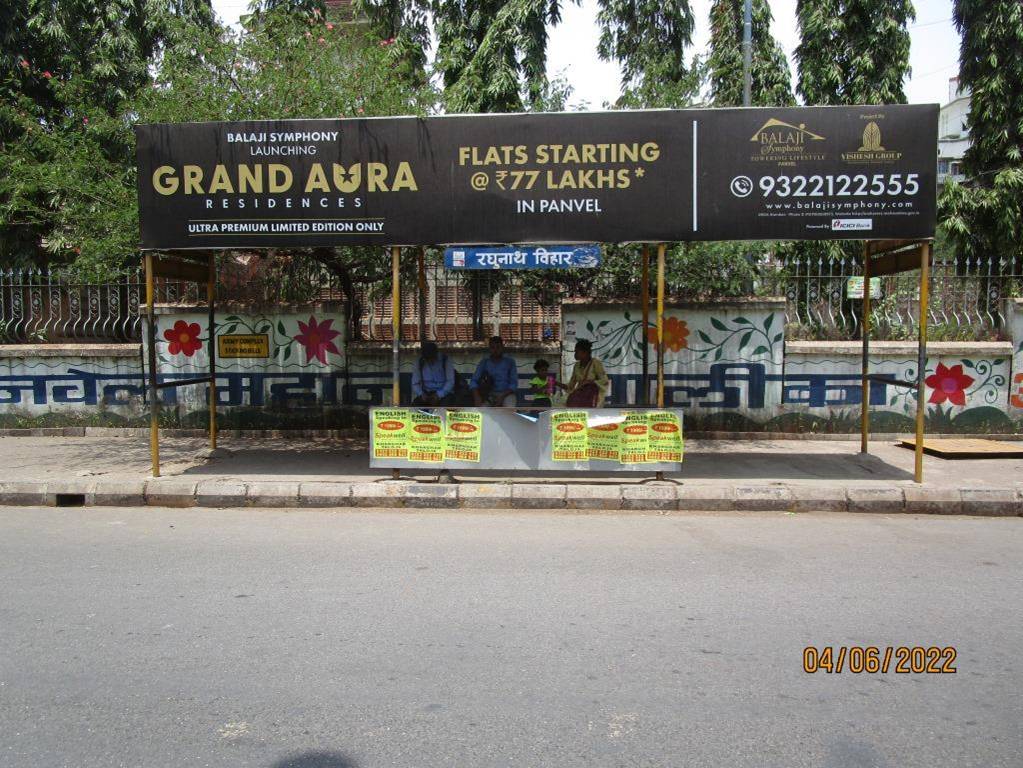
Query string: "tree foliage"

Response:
xmin=0 ymin=9 xmax=436 ymax=278
xmin=707 ymin=0 xmax=793 ymax=107
xmin=940 ymin=0 xmax=1023 ymax=271
xmin=0 ymin=0 xmax=214 ymax=267
xmin=433 ymin=0 xmax=569 ymax=113
xmin=795 ymin=0 xmax=914 ymax=105
xmin=596 ymin=0 xmax=700 ymax=108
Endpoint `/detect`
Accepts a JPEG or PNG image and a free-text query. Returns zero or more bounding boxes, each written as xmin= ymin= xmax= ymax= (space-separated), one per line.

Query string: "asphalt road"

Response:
xmin=1 ymin=508 xmax=1021 ymax=768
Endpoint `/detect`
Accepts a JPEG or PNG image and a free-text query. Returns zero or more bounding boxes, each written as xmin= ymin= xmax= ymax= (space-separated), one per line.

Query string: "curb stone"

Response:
xmin=144 ymin=479 xmax=198 ymax=507
xmin=45 ymin=479 xmax=98 ymax=506
xmin=622 ymin=485 xmax=676 ymax=511
xmin=0 ymin=479 xmax=1016 ymax=515
xmin=847 ymin=487 xmax=905 ymax=513
xmin=405 ymin=484 xmax=458 ymax=509
xmin=790 ymin=485 xmax=848 ymax=512
xmin=246 ymin=481 xmax=301 ymax=508
xmin=298 ymin=482 xmax=352 ymax=507
xmin=351 ymin=481 xmax=410 ymax=508
xmin=457 ymin=483 xmax=512 ymax=509
xmin=676 ymin=485 xmax=735 ymax=511
xmin=196 ymin=479 xmax=248 ymax=508
xmin=91 ymin=479 xmax=146 ymax=507
xmin=512 ymin=483 xmax=567 ymax=509
xmin=0 ymin=481 xmax=49 ymax=506
xmin=734 ymin=485 xmax=793 ymax=512
xmin=903 ymin=486 xmax=962 ymax=515
xmin=960 ymin=488 xmax=1019 ymax=517
xmin=566 ymin=484 xmax=622 ymax=510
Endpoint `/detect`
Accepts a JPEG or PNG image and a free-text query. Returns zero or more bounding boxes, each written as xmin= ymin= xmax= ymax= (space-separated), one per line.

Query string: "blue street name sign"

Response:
xmin=444 ymin=244 xmax=601 ymax=270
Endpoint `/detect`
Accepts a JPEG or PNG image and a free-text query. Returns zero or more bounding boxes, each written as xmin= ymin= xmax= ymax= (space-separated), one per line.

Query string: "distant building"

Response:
xmin=938 ymin=76 xmax=970 ymax=184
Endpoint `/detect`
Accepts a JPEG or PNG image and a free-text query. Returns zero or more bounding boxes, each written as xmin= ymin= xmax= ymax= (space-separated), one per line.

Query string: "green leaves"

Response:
xmin=796 ymin=0 xmax=913 ymax=105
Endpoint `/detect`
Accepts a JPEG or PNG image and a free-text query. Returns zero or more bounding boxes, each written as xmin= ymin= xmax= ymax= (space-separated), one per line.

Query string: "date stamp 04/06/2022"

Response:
xmin=803 ymin=646 xmax=957 ymax=674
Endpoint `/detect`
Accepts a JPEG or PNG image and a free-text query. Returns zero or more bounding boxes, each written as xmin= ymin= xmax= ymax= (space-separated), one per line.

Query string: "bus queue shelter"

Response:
xmin=135 ymin=104 xmax=940 ymax=482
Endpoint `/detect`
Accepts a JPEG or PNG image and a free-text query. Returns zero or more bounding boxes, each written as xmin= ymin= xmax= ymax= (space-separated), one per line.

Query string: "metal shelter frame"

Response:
xmin=859 ymin=238 xmax=932 ymax=483
xmin=142 ymin=239 xmax=932 ymax=483
xmin=144 ymin=252 xmax=217 ymax=477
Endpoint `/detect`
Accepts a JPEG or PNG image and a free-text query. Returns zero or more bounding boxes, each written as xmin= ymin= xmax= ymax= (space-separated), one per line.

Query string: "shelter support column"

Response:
xmin=392 ymin=246 xmax=401 ymax=406
xmin=914 ymin=242 xmax=931 ymax=483
xmin=641 ymin=245 xmax=649 ymax=406
xmin=656 ymin=243 xmax=666 ymax=408
xmin=207 ymin=253 xmax=217 ymax=450
xmin=145 ymin=253 xmax=160 ymax=477
xmin=860 ymin=243 xmax=871 ymax=454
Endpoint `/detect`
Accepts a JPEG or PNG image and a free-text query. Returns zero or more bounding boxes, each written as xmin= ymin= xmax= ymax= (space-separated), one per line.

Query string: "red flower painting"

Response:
xmin=924 ymin=363 xmax=974 ymax=406
xmin=163 ymin=320 xmax=203 ymax=357
xmin=295 ymin=316 xmax=340 ymax=364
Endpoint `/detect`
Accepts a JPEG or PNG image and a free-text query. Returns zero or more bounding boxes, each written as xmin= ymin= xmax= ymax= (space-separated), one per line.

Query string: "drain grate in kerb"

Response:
xmin=55 ymin=493 xmax=86 ymax=507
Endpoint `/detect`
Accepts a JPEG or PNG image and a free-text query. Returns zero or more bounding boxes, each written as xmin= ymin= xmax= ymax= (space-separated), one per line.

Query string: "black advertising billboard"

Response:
xmin=693 ymin=105 xmax=938 ymax=240
xmin=135 ymin=104 xmax=937 ymax=249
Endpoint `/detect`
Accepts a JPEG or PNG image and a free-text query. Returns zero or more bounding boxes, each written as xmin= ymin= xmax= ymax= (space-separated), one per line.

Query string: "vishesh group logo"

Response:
xmin=832 ymin=218 xmax=873 ymax=231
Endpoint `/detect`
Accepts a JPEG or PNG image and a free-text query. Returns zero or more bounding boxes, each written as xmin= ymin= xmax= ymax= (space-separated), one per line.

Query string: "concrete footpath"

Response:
xmin=0 ymin=433 xmax=1021 ymax=514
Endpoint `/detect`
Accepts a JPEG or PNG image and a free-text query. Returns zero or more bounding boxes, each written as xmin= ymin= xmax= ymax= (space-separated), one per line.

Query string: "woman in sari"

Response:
xmin=562 ymin=338 xmax=609 ymax=407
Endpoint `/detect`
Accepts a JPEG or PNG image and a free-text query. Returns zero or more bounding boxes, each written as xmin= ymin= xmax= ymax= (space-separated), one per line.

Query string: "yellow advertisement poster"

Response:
xmin=408 ymin=410 xmax=445 ymax=463
xmin=620 ymin=411 xmax=651 ymax=464
xmin=587 ymin=419 xmax=622 ymax=461
xmin=551 ymin=410 xmax=589 ymax=461
xmin=444 ymin=410 xmax=483 ymax=462
xmin=647 ymin=411 xmax=683 ymax=463
xmin=372 ymin=408 xmax=410 ymax=460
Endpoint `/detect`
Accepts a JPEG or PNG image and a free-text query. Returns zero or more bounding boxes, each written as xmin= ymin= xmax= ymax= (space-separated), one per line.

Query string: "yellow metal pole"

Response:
xmin=391 ymin=246 xmax=401 ymax=406
xmin=860 ymin=243 xmax=871 ymax=454
xmin=641 ymin=245 xmax=649 ymax=406
xmin=207 ymin=253 xmax=217 ymax=450
xmin=914 ymin=242 xmax=931 ymax=483
xmin=145 ymin=253 xmax=160 ymax=477
xmin=656 ymin=243 xmax=666 ymax=408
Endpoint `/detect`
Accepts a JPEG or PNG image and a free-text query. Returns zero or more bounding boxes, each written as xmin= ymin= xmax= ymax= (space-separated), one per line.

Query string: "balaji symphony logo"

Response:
xmin=842 ymin=121 xmax=902 ymax=163
xmin=749 ymin=118 xmax=826 ymax=165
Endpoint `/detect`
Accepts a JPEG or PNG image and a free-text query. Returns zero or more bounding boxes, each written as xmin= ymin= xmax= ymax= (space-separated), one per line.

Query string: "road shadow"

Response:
xmin=271 ymin=751 xmax=358 ymax=768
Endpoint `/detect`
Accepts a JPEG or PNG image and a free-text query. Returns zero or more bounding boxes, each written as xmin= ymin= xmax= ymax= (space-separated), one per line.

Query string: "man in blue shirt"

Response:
xmin=470 ymin=336 xmax=518 ymax=407
xmin=411 ymin=341 xmax=456 ymax=406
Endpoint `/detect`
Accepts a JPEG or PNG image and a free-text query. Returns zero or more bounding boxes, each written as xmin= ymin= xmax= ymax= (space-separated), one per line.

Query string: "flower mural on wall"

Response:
xmin=925 ymin=363 xmax=975 ymax=406
xmin=647 ymin=316 xmax=690 ymax=351
xmin=294 ymin=316 xmax=340 ymax=364
xmin=163 ymin=320 xmax=203 ymax=357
